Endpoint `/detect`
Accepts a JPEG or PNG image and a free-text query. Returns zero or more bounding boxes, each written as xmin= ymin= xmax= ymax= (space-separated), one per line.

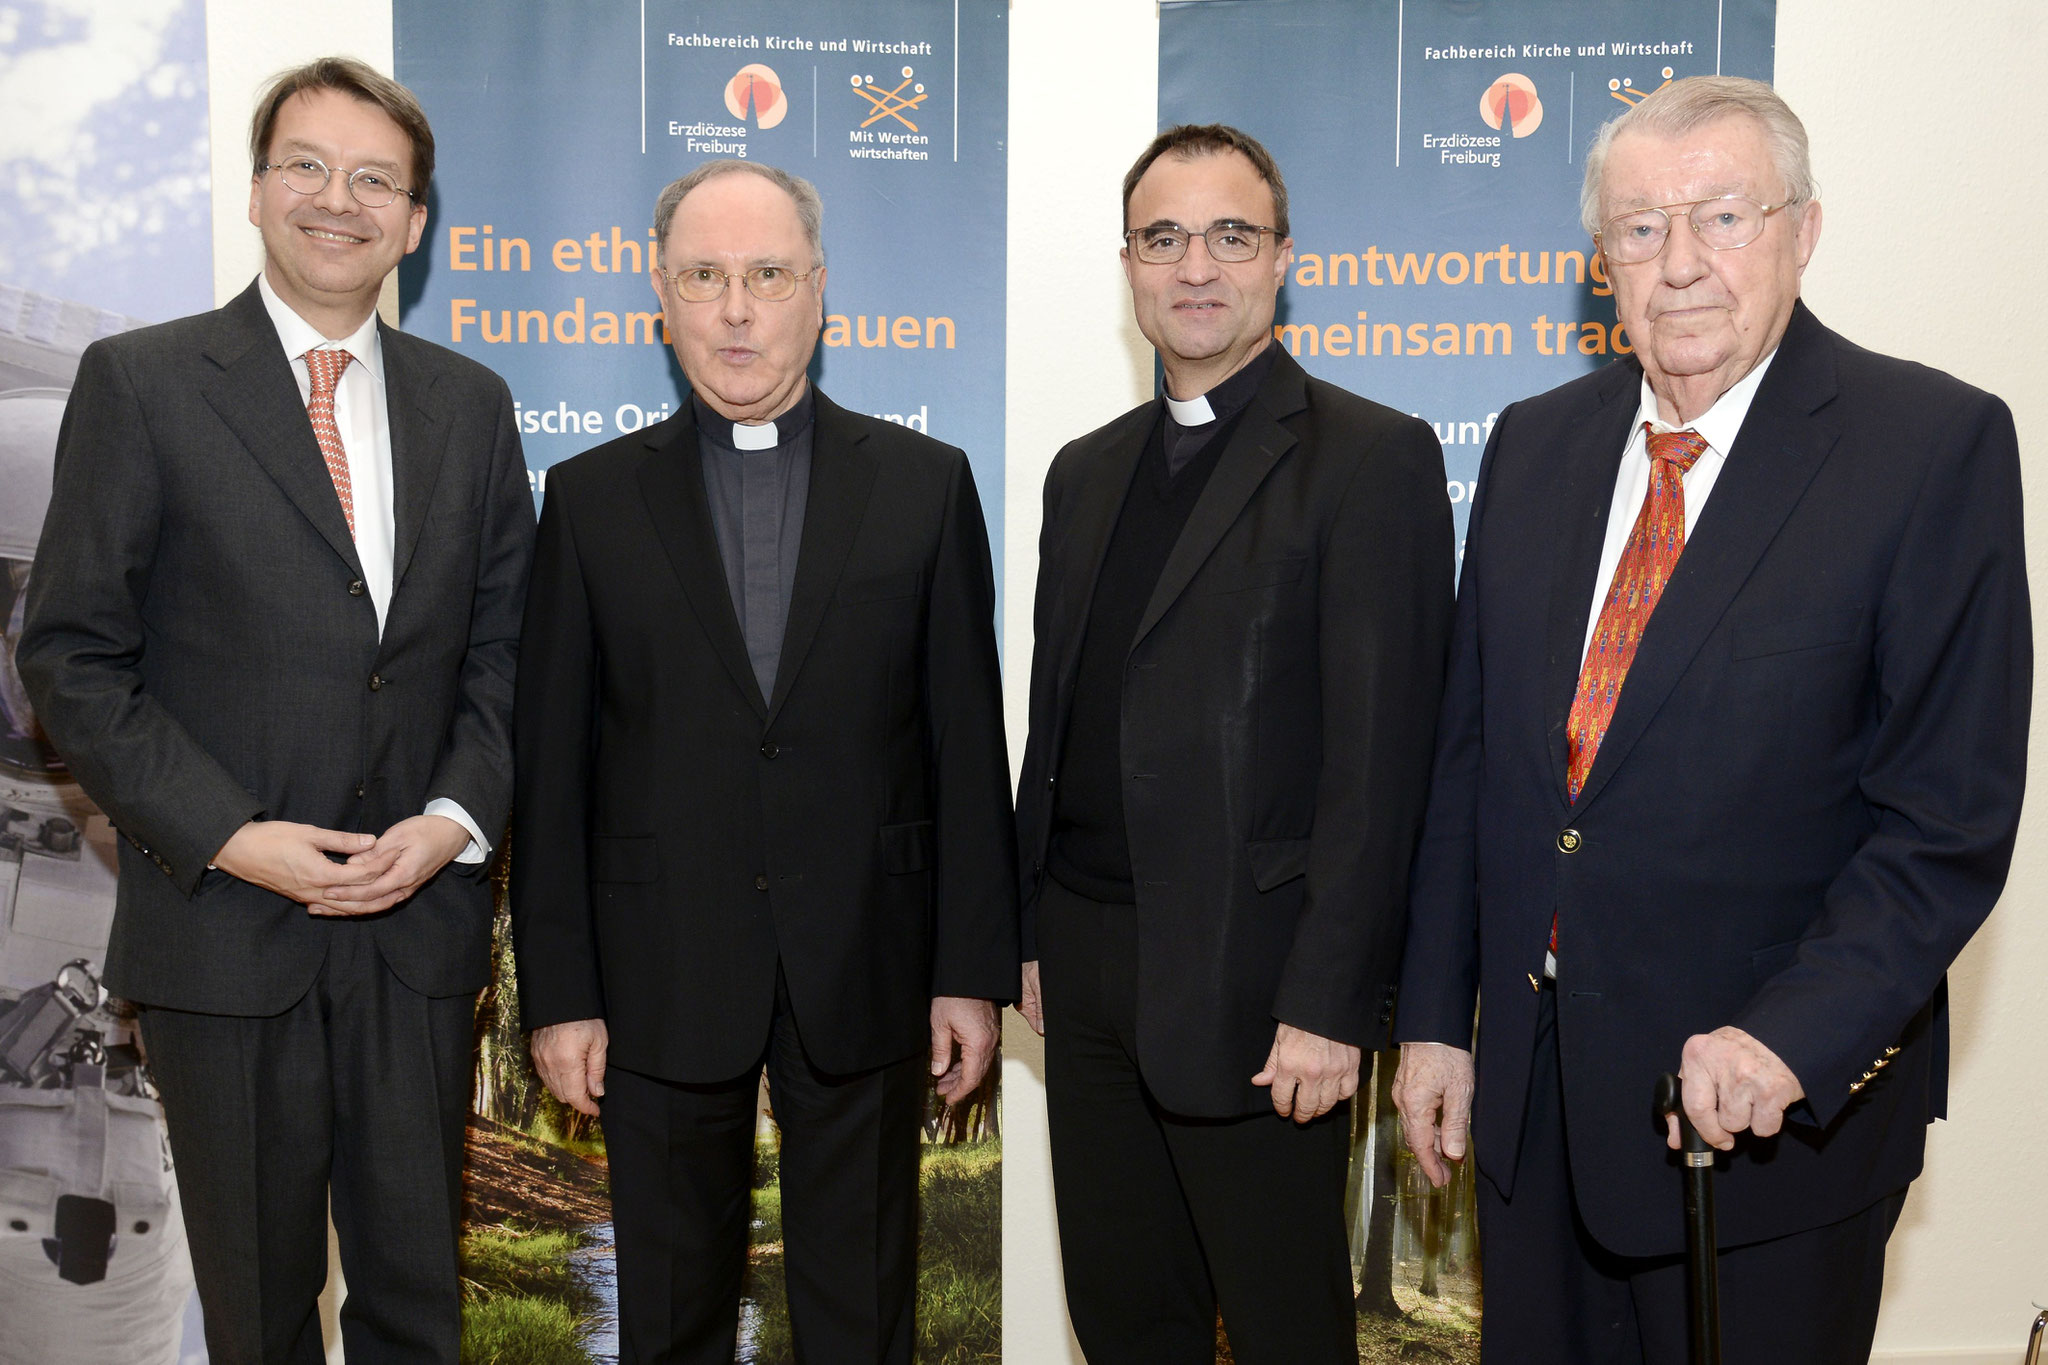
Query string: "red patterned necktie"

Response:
xmin=304 ymin=347 xmax=356 ymax=538
xmin=1551 ymin=425 xmax=1707 ymax=954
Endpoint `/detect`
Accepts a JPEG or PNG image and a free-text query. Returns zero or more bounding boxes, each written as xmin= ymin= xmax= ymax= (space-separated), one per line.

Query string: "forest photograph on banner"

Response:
xmin=396 ymin=2 xmax=1008 ymax=1362
xmin=1159 ymin=1 xmax=1775 ymax=1360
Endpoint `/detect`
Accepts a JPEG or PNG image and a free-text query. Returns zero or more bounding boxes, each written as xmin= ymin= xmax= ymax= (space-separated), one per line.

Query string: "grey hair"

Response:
xmin=652 ymin=160 xmax=825 ymax=266
xmin=1580 ymin=76 xmax=1817 ymax=236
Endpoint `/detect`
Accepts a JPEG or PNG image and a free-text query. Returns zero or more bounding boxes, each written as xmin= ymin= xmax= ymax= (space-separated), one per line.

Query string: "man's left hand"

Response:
xmin=1670 ymin=1025 xmax=1805 ymax=1151
xmin=929 ymin=996 xmax=999 ymax=1105
xmin=1252 ymin=1022 xmax=1361 ymax=1123
xmin=313 ymin=814 xmax=473 ymax=917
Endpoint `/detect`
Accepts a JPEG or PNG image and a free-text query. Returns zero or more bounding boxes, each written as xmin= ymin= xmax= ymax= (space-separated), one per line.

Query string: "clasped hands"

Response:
xmin=1392 ymin=1027 xmax=1805 ymax=1188
xmin=211 ymin=813 xmax=472 ymax=917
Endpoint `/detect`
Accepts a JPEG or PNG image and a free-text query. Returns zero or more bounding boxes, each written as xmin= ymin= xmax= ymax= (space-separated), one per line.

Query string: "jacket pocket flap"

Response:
xmin=837 ymin=571 xmax=921 ymax=604
xmin=881 ymin=820 xmax=935 ymax=875
xmin=590 ymin=834 xmax=658 ymax=884
xmin=1731 ymin=608 xmax=1862 ymax=660
xmin=1203 ymin=557 xmax=1309 ymax=595
xmin=1247 ymin=837 xmax=1311 ymax=892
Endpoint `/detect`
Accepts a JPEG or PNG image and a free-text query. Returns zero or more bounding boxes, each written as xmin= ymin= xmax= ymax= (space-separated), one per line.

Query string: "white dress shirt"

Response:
xmin=1549 ymin=350 xmax=1778 ymax=974
xmin=1580 ymin=350 xmax=1778 ymax=662
xmin=257 ymin=275 xmax=488 ymax=864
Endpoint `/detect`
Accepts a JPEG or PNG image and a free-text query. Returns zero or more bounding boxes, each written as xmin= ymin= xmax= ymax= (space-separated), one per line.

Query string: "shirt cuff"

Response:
xmin=424 ymin=798 xmax=490 ymax=864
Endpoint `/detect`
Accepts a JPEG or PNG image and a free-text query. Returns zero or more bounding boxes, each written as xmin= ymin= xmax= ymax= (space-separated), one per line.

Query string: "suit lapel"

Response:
xmin=1129 ymin=353 xmax=1305 ymax=650
xmin=199 ymin=285 xmax=362 ymax=576
xmin=766 ymin=392 xmax=878 ymax=723
xmin=383 ymin=326 xmax=451 ymax=590
xmin=1571 ymin=304 xmax=1843 ymax=812
xmin=636 ymin=406 xmax=768 ymax=720
xmin=1048 ymin=404 xmax=1153 ymax=699
xmin=1543 ymin=365 xmax=1640 ymax=805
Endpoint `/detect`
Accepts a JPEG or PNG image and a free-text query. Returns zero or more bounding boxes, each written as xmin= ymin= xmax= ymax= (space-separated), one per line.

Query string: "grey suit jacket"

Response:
xmin=18 ymin=280 xmax=535 ymax=1015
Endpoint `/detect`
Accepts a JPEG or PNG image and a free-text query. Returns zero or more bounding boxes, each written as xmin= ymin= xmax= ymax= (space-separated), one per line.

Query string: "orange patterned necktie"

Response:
xmin=1565 ymin=424 xmax=1708 ymax=803
xmin=1551 ymin=425 xmax=1707 ymax=956
xmin=304 ymin=347 xmax=356 ymax=538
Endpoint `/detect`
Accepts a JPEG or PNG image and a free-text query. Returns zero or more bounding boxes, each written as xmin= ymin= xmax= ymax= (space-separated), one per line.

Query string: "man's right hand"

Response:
xmin=211 ymin=820 xmax=378 ymax=912
xmin=531 ymin=1018 xmax=609 ymax=1117
xmin=1393 ymin=1040 xmax=1475 ymax=1188
xmin=1016 ymin=960 xmax=1044 ymax=1036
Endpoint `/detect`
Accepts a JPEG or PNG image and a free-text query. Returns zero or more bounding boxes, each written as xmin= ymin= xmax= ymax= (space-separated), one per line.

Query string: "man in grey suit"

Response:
xmin=17 ymin=58 xmax=534 ymax=1365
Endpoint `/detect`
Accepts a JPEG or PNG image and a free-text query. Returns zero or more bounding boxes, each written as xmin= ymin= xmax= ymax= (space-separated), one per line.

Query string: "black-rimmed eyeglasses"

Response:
xmin=1123 ymin=221 xmax=1279 ymax=265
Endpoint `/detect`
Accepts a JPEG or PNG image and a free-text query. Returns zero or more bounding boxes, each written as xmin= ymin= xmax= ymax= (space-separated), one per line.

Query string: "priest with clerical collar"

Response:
xmin=513 ymin=159 xmax=1017 ymax=1365
xmin=1012 ymin=123 xmax=1454 ymax=1361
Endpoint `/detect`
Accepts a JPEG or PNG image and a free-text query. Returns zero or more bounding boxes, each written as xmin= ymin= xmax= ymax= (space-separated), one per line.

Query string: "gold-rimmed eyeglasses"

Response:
xmin=1123 ymin=221 xmax=1279 ymax=265
xmin=660 ymin=264 xmax=820 ymax=303
xmin=259 ymin=157 xmax=416 ymax=209
xmin=1596 ymin=195 xmax=1796 ymax=264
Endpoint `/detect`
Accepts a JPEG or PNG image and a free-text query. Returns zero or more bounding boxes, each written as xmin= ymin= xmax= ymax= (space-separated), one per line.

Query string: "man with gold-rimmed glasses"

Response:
xmin=1395 ymin=75 xmax=2028 ymax=1362
xmin=1013 ymin=123 xmax=1455 ymax=1362
xmin=512 ymin=160 xmax=1017 ymax=1364
xmin=20 ymin=57 xmax=535 ymax=1363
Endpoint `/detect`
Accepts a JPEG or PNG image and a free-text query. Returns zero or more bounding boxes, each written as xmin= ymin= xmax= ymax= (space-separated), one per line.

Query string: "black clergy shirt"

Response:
xmin=694 ymin=388 xmax=815 ymax=699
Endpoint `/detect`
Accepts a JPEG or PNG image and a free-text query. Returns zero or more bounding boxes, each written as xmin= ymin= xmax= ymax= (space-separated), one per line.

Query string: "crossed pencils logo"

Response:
xmin=852 ymin=66 xmax=927 ymax=131
xmin=725 ymin=63 xmax=788 ymax=129
xmin=1610 ymin=67 xmax=1677 ymax=107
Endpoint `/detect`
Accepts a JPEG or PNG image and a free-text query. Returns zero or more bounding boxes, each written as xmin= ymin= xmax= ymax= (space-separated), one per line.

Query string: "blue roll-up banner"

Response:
xmin=396 ymin=5 xmax=1007 ymax=1361
xmin=1161 ymin=1 xmax=1774 ymax=1351
xmin=396 ymin=0 xmax=1009 ymax=580
xmin=1163 ymin=0 xmax=1775 ymax=558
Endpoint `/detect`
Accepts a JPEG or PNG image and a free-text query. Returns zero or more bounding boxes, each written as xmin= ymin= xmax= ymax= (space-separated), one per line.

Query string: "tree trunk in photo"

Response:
xmin=1420 ymin=1178 xmax=1445 ymax=1298
xmin=1355 ymin=1050 xmax=1404 ymax=1319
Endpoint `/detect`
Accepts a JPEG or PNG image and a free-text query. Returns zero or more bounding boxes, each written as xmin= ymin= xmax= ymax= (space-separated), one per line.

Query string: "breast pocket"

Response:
xmin=1730 ymin=607 xmax=1863 ymax=661
xmin=837 ymin=571 xmax=921 ymax=605
xmin=1201 ymin=557 xmax=1309 ymax=596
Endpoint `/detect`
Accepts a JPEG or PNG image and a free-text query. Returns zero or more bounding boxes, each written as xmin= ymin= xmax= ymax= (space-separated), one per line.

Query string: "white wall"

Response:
xmin=191 ymin=1 xmax=2048 ymax=1359
xmin=1775 ymin=4 xmax=2048 ymax=1359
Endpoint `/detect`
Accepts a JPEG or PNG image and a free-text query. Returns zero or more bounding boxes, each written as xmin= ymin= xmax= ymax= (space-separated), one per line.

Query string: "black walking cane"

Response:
xmin=1655 ymin=1073 xmax=1722 ymax=1365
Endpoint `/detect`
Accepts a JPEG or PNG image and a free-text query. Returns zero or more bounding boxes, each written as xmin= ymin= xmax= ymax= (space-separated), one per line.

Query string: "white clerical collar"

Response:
xmin=733 ymin=420 xmax=779 ymax=451
xmin=1164 ymin=391 xmax=1216 ymax=426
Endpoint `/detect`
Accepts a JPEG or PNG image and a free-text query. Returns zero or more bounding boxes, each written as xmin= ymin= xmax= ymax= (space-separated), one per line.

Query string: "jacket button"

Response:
xmin=1557 ymin=828 xmax=1581 ymax=853
xmin=760 ymin=742 xmax=778 ymax=759
xmin=348 ymin=580 xmax=366 ymax=597
xmin=754 ymin=874 xmax=770 ymax=891
xmin=355 ymin=784 xmax=366 ymax=799
xmin=368 ymin=674 xmax=384 ymax=691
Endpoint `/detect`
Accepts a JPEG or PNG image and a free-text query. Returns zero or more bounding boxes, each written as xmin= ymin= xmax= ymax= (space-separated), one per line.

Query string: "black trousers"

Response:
xmin=1477 ymin=986 xmax=1907 ymax=1365
xmin=139 ymin=926 xmax=475 ymax=1365
xmin=1038 ymin=878 xmax=1358 ymax=1365
xmin=601 ymin=971 xmax=925 ymax=1365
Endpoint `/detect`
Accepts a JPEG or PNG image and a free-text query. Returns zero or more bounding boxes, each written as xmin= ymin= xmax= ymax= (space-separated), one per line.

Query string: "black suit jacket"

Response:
xmin=1398 ymin=303 xmax=2031 ymax=1256
xmin=18 ymin=280 xmax=535 ymax=1015
xmin=510 ymin=391 xmax=1018 ymax=1083
xmin=1016 ymin=349 xmax=1455 ymax=1117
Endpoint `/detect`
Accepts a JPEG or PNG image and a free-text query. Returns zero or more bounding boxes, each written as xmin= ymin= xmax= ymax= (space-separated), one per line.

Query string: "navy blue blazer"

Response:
xmin=1397 ymin=302 xmax=2030 ymax=1256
